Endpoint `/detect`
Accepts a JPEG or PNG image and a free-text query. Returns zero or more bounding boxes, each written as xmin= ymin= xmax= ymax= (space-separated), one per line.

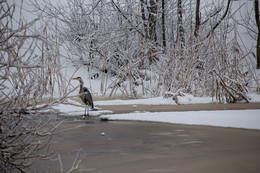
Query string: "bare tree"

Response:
xmin=140 ymin=0 xmax=158 ymax=43
xmin=161 ymin=0 xmax=166 ymax=49
xmin=255 ymin=0 xmax=260 ymax=69
xmin=177 ymin=0 xmax=184 ymax=50
xmin=140 ymin=0 xmax=149 ymax=40
xmin=149 ymin=0 xmax=158 ymax=43
xmin=194 ymin=0 xmax=200 ymax=38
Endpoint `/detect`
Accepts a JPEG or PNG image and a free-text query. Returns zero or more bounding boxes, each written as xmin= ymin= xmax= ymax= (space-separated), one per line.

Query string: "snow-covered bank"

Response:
xmin=100 ymin=110 xmax=260 ymax=130
xmin=95 ymin=93 xmax=260 ymax=106
xmin=95 ymin=97 xmax=177 ymax=106
xmin=50 ymin=99 xmax=113 ymax=116
xmin=50 ymin=95 xmax=260 ymax=130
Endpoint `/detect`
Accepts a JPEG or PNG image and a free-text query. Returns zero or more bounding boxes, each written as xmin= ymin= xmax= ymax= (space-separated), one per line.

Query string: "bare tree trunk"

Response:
xmin=140 ymin=0 xmax=158 ymax=64
xmin=162 ymin=0 xmax=166 ymax=49
xmin=176 ymin=0 xmax=185 ymax=57
xmin=255 ymin=0 xmax=260 ymax=69
xmin=140 ymin=0 xmax=149 ymax=40
xmin=149 ymin=0 xmax=158 ymax=43
xmin=177 ymin=0 xmax=184 ymax=48
xmin=194 ymin=0 xmax=200 ymax=38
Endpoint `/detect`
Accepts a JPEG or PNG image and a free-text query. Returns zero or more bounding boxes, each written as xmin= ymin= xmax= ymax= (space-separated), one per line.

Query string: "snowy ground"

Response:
xmin=99 ymin=110 xmax=260 ymax=131
xmin=52 ymin=94 xmax=260 ymax=130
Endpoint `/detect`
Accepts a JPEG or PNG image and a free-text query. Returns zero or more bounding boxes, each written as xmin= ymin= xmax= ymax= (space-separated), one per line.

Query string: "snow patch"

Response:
xmin=248 ymin=93 xmax=260 ymax=102
xmin=95 ymin=97 xmax=176 ymax=106
xmin=51 ymin=99 xmax=113 ymax=116
xmin=100 ymin=110 xmax=260 ymax=130
xmin=176 ymin=94 xmax=215 ymax=104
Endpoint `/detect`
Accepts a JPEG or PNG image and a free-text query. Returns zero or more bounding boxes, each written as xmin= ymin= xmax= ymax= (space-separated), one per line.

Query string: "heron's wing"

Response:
xmin=83 ymin=87 xmax=94 ymax=108
xmin=83 ymin=87 xmax=90 ymax=93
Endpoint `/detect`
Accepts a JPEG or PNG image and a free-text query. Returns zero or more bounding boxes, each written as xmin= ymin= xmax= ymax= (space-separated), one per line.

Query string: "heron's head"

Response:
xmin=72 ymin=77 xmax=83 ymax=83
xmin=72 ymin=77 xmax=81 ymax=80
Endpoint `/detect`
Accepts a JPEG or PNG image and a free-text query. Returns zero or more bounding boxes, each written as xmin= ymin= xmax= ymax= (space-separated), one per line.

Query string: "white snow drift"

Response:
xmin=100 ymin=110 xmax=260 ymax=130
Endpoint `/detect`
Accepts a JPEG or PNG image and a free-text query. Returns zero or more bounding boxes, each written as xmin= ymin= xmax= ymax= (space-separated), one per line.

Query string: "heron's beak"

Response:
xmin=72 ymin=78 xmax=79 ymax=80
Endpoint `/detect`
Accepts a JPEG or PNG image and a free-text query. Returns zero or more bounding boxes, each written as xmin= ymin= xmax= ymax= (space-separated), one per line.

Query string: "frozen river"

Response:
xmin=32 ymin=116 xmax=260 ymax=173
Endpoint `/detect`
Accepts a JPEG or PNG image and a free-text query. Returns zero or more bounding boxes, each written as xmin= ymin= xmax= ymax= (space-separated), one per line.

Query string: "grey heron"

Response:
xmin=72 ymin=77 xmax=94 ymax=117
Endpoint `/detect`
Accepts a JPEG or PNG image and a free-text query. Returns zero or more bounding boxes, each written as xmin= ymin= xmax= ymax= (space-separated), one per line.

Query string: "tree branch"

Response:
xmin=206 ymin=0 xmax=231 ymax=38
xmin=111 ymin=0 xmax=144 ymax=38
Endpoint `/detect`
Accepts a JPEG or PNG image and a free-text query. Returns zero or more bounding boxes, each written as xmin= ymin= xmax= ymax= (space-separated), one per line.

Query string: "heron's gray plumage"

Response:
xmin=83 ymin=87 xmax=94 ymax=109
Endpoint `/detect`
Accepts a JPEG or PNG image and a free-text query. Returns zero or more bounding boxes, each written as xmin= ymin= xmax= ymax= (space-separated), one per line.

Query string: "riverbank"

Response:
xmin=98 ymin=102 xmax=260 ymax=114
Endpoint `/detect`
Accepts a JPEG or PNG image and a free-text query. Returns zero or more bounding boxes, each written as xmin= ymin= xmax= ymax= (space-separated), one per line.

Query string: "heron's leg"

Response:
xmin=82 ymin=107 xmax=87 ymax=119
xmin=87 ymin=106 xmax=89 ymax=116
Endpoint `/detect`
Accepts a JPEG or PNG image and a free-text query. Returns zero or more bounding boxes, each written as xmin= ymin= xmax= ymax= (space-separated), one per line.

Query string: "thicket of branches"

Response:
xmin=33 ymin=0 xmax=258 ymax=102
xmin=34 ymin=0 xmax=258 ymax=102
xmin=0 ymin=0 xmax=79 ymax=172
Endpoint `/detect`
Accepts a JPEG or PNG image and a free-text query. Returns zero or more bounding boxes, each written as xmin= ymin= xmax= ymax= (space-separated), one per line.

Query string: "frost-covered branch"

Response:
xmin=0 ymin=0 xmax=78 ymax=172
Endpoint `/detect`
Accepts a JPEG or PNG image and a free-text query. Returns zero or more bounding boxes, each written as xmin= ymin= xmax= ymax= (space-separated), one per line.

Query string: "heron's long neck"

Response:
xmin=79 ymin=80 xmax=84 ymax=93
